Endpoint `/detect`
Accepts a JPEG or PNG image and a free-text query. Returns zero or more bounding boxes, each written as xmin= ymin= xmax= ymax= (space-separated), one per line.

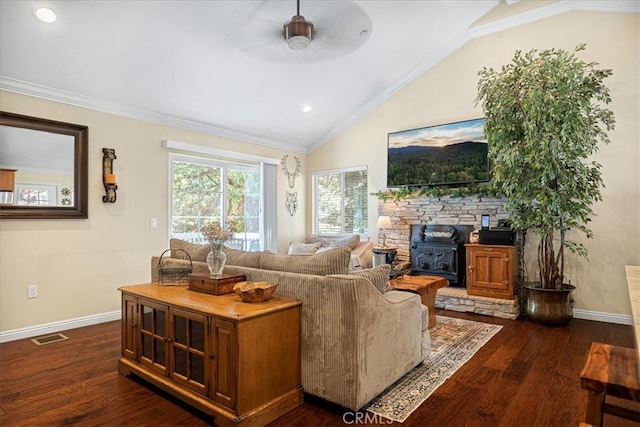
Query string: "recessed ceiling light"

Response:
xmin=302 ymin=105 xmax=313 ymax=113
xmin=34 ymin=7 xmax=57 ymax=23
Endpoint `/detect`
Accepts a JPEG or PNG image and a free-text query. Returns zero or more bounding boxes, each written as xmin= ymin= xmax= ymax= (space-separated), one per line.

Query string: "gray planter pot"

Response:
xmin=523 ymin=283 xmax=575 ymax=326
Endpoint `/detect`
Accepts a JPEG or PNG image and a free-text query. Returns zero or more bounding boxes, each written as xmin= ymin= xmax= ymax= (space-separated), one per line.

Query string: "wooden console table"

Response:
xmin=389 ymin=275 xmax=449 ymax=328
xmin=118 ymin=283 xmax=302 ymax=426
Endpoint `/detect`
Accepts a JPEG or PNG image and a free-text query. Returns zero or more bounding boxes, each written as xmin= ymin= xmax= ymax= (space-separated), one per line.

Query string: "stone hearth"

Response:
xmin=435 ymin=287 xmax=519 ymax=320
xmin=379 ymin=194 xmax=521 ymax=319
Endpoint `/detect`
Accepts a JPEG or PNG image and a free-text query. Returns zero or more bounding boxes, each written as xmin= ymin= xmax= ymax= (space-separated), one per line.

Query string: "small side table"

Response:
xmin=372 ymin=247 xmax=397 ymax=267
xmin=389 ymin=275 xmax=449 ymax=328
xmin=579 ymin=342 xmax=640 ymax=426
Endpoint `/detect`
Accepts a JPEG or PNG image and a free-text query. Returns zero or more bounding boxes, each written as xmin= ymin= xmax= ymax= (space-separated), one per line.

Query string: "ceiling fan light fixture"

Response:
xmin=283 ymin=4 xmax=314 ymax=51
xmin=287 ymin=34 xmax=311 ymax=51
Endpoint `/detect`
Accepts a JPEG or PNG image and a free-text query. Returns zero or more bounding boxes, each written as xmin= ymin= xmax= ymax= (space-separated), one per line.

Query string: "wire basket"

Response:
xmin=157 ymin=248 xmax=193 ymax=285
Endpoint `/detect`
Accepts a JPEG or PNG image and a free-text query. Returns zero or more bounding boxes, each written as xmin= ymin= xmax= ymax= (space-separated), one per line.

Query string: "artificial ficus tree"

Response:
xmin=476 ymin=44 xmax=615 ymax=289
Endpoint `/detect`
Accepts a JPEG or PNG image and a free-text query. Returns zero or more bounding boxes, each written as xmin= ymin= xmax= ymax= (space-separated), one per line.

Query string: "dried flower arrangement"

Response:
xmin=201 ymin=220 xmax=239 ymax=246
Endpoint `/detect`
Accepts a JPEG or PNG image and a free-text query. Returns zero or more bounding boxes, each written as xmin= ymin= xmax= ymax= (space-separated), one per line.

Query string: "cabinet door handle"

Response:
xmin=503 ymin=280 xmax=510 ymax=285
xmin=468 ymin=265 xmax=474 ymax=272
xmin=209 ymin=353 xmax=215 ymax=359
xmin=164 ymin=337 xmax=172 ymax=343
xmin=502 ymin=258 xmax=511 ymax=262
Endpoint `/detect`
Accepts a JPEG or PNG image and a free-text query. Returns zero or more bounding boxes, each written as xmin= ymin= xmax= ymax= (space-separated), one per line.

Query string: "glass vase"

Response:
xmin=206 ymin=244 xmax=227 ymax=277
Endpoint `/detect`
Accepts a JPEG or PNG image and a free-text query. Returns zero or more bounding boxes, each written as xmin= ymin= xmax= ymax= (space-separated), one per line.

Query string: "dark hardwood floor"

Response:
xmin=1 ymin=309 xmax=637 ymax=426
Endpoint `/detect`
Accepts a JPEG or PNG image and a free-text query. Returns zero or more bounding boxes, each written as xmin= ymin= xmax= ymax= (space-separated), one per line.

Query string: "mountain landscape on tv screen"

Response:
xmin=387 ymin=141 xmax=488 ymax=187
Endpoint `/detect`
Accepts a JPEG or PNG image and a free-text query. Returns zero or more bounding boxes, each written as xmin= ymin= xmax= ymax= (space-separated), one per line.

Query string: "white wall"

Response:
xmin=309 ymin=11 xmax=640 ymax=317
xmin=0 ymin=91 xmax=306 ymax=334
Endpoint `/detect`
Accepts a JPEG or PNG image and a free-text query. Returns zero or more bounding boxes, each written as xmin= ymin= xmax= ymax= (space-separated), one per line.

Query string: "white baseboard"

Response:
xmin=0 ymin=311 xmax=121 ymax=343
xmin=0 ymin=308 xmax=631 ymax=343
xmin=573 ymin=309 xmax=633 ymax=325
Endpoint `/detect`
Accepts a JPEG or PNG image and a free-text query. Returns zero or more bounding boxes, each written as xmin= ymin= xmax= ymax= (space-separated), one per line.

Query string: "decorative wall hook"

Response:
xmin=102 ymin=148 xmax=117 ymax=203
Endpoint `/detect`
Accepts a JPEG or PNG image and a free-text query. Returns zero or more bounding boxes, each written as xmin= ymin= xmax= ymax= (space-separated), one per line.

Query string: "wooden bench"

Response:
xmin=579 ymin=342 xmax=640 ymax=426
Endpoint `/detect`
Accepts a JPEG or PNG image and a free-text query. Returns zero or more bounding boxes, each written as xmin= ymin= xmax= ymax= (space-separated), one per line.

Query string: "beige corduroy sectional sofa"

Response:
xmin=151 ymin=239 xmax=430 ymax=410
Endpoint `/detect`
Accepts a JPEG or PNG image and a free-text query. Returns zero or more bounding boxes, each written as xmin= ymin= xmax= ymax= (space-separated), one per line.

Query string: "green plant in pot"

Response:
xmin=476 ymin=44 xmax=615 ymax=325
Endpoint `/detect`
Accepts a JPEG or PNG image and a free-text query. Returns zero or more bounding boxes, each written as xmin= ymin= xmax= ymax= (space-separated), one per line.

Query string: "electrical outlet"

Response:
xmin=565 ymin=275 xmax=574 ymax=286
xmin=150 ymin=217 xmax=157 ymax=229
xmin=28 ymin=285 xmax=37 ymax=299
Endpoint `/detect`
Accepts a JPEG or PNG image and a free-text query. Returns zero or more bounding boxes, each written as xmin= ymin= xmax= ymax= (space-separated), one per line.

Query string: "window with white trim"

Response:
xmin=170 ymin=154 xmax=263 ymax=251
xmin=312 ymin=166 xmax=368 ymax=235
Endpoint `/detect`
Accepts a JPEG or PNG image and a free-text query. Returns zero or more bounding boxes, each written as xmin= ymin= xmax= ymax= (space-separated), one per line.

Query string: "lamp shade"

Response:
xmin=376 ymin=215 xmax=392 ymax=229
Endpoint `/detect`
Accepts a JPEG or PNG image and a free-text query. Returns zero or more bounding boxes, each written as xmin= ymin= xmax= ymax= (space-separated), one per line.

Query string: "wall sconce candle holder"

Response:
xmin=102 ymin=148 xmax=117 ymax=203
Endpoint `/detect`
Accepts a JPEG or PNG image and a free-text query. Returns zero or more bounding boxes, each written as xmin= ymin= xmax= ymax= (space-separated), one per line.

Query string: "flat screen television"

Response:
xmin=387 ymin=118 xmax=489 ymax=188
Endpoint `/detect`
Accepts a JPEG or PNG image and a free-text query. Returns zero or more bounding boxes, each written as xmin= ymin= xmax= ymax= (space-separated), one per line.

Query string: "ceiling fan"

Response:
xmin=283 ymin=0 xmax=314 ymax=50
xmin=227 ymin=0 xmax=372 ymax=62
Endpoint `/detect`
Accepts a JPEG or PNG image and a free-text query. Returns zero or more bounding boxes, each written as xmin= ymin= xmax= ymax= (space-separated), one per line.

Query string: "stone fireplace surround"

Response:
xmin=379 ymin=194 xmax=519 ymax=320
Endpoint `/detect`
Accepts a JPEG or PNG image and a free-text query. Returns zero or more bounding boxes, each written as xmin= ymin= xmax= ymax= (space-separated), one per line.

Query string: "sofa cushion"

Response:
xmin=349 ymin=265 xmax=391 ymax=294
xmin=288 ymin=241 xmax=322 ymax=254
xmin=307 ymin=234 xmax=360 ymax=250
xmin=222 ymin=246 xmax=262 ymax=268
xmin=259 ymin=246 xmax=351 ymax=276
xmin=169 ymin=238 xmax=210 ymax=262
xmin=331 ymin=234 xmax=360 ymax=249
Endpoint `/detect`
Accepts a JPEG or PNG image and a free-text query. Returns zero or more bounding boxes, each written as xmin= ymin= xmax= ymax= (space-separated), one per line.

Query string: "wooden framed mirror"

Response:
xmin=0 ymin=111 xmax=88 ymax=219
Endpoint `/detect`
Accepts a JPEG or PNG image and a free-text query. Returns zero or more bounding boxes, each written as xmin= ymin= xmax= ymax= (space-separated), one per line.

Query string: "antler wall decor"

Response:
xmin=281 ymin=155 xmax=301 ymax=188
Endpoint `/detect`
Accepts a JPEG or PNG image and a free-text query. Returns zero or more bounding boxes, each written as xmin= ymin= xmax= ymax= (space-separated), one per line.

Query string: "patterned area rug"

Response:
xmin=365 ymin=315 xmax=503 ymax=423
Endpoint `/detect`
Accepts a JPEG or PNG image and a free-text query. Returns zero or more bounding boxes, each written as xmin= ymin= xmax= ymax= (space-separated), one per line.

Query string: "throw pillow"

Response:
xmin=169 ymin=238 xmax=210 ymax=262
xmin=260 ymin=246 xmax=351 ymax=275
xmin=331 ymin=234 xmax=361 ymax=249
xmin=288 ymin=241 xmax=322 ymax=255
xmin=349 ymin=265 xmax=391 ymax=294
xmin=222 ymin=247 xmax=262 ymax=268
xmin=306 ymin=235 xmax=332 ymax=248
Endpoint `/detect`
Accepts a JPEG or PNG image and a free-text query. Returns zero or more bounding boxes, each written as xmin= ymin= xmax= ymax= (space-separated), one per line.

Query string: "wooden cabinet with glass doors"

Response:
xmin=118 ymin=283 xmax=302 ymax=426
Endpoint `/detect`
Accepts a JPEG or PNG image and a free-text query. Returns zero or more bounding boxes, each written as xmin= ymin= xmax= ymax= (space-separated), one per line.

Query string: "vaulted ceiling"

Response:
xmin=1 ymin=1 xmax=636 ymax=153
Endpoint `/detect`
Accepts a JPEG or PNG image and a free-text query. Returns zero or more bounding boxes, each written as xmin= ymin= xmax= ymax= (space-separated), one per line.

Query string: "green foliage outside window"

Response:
xmin=314 ymin=169 xmax=367 ymax=234
xmin=171 ymin=160 xmax=260 ymax=242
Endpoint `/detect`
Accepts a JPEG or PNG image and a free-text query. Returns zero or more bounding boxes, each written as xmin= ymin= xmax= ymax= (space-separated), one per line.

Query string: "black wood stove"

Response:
xmin=410 ymin=224 xmax=473 ymax=287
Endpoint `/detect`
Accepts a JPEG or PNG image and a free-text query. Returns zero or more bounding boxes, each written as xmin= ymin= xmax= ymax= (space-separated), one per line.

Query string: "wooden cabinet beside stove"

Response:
xmin=465 ymin=244 xmax=519 ymax=300
xmin=118 ymin=283 xmax=302 ymax=426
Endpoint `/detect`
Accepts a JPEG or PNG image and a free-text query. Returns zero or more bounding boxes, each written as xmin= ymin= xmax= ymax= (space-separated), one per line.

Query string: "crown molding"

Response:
xmin=0 ymin=77 xmax=307 ymax=155
xmin=309 ymin=0 xmax=639 ymax=152
xmin=2 ymin=1 xmax=636 ymax=155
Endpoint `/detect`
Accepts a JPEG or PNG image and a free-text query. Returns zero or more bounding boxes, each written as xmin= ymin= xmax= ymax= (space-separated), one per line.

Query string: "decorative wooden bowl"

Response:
xmin=233 ymin=281 xmax=278 ymax=303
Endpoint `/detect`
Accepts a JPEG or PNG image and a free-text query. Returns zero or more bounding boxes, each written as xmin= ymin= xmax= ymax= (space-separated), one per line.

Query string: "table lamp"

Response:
xmin=376 ymin=215 xmax=392 ymax=247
